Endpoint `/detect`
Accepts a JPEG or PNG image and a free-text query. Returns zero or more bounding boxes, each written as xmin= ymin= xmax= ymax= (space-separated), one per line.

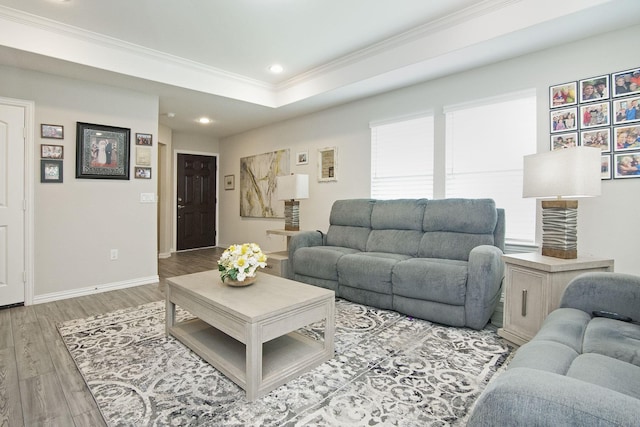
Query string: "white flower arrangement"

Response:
xmin=217 ymin=243 xmax=268 ymax=282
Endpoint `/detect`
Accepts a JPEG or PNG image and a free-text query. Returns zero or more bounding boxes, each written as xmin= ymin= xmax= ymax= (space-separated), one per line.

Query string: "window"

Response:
xmin=370 ymin=113 xmax=434 ymax=199
xmin=444 ymin=90 xmax=537 ymax=243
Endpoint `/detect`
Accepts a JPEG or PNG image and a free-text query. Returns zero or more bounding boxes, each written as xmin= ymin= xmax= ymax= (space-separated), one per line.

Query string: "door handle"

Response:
xmin=178 ymin=205 xmax=185 ymax=209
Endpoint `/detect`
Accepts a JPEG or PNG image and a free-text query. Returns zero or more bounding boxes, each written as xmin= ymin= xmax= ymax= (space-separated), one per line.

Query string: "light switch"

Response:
xmin=140 ymin=193 xmax=155 ymax=203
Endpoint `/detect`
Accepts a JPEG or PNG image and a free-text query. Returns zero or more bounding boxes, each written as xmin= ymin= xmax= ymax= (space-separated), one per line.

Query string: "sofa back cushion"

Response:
xmin=367 ymin=199 xmax=427 ymax=256
xmin=326 ymin=199 xmax=374 ymax=251
xmin=419 ymin=198 xmax=498 ymax=261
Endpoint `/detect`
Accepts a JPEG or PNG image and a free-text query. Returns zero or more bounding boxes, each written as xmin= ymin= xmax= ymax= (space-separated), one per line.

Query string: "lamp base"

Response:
xmin=284 ymin=200 xmax=300 ymax=231
xmin=541 ymin=200 xmax=578 ymax=259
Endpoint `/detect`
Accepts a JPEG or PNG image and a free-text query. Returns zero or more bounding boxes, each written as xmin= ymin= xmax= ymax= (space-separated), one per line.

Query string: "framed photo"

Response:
xmin=613 ymin=152 xmax=640 ymax=178
xmin=612 ymin=95 xmax=640 ymax=125
xmin=581 ymin=128 xmax=611 ymax=152
xmin=224 ymin=174 xmax=235 ymax=190
xmin=41 ymin=159 xmax=63 ymax=183
xmin=550 ymin=82 xmax=577 ymax=108
xmin=134 ymin=167 xmax=152 ymax=179
xmin=41 ymin=144 xmax=64 ymax=159
xmin=550 ymin=132 xmax=578 ymax=151
xmin=296 ymin=151 xmax=309 ymax=165
xmin=318 ymin=146 xmax=337 ymax=182
xmin=612 ymin=67 xmax=640 ymax=98
xmin=579 ymin=75 xmax=609 ymax=103
xmin=580 ymin=102 xmax=610 ymax=129
xmin=76 ymin=122 xmax=130 ymax=180
xmin=614 ymin=124 xmax=640 ymax=151
xmin=136 ymin=133 xmax=152 ymax=145
xmin=41 ymin=124 xmax=64 ymax=139
xmin=136 ymin=146 xmax=151 ymax=166
xmin=601 ymin=154 xmax=612 ymax=180
xmin=550 ymin=107 xmax=577 ymax=133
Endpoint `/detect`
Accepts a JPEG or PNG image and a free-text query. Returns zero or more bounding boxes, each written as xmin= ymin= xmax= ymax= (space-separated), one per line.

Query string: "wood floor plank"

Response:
xmin=54 ymin=362 xmax=101 ymax=417
xmin=73 ymin=409 xmax=107 ymax=427
xmin=12 ymin=317 xmax=55 ymax=380
xmin=0 ymin=347 xmax=24 ymax=427
xmin=20 ymin=372 xmax=71 ymax=425
xmin=0 ymin=309 xmax=13 ymax=350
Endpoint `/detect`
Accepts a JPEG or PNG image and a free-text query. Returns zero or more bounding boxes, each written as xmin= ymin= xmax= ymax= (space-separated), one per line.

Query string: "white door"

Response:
xmin=0 ymin=103 xmax=26 ymax=306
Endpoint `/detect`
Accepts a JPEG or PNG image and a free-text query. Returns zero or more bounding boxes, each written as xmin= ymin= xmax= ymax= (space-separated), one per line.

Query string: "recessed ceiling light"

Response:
xmin=269 ymin=64 xmax=284 ymax=74
xmin=198 ymin=117 xmax=212 ymax=124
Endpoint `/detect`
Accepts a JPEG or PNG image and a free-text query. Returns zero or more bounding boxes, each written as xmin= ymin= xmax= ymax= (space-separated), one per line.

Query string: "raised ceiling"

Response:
xmin=0 ymin=0 xmax=638 ymax=138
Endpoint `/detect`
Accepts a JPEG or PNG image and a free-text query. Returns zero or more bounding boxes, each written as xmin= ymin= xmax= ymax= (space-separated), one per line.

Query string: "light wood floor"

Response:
xmin=0 ymin=247 xmax=223 ymax=427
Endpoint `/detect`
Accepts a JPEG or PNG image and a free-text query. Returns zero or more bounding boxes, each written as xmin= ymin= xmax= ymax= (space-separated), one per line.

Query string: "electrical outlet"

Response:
xmin=110 ymin=249 xmax=118 ymax=260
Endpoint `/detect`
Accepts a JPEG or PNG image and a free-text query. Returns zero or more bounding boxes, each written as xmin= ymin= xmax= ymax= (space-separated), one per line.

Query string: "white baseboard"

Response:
xmin=32 ymin=275 xmax=160 ymax=305
xmin=158 ymin=252 xmax=171 ymax=259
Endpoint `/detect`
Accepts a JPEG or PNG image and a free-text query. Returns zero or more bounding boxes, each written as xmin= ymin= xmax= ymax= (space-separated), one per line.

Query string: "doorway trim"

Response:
xmin=0 ymin=96 xmax=35 ymax=305
xmin=172 ymin=149 xmax=219 ymax=252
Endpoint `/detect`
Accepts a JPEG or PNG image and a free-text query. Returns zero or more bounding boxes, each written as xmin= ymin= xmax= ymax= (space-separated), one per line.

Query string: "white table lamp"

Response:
xmin=523 ymin=146 xmax=601 ymax=259
xmin=276 ymin=174 xmax=309 ymax=231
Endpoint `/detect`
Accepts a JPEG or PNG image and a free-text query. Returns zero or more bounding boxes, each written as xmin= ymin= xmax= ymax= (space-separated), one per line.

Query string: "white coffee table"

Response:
xmin=165 ymin=270 xmax=335 ymax=401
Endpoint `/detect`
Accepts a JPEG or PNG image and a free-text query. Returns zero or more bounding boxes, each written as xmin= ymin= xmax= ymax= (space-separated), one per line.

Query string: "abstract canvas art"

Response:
xmin=240 ymin=149 xmax=290 ymax=217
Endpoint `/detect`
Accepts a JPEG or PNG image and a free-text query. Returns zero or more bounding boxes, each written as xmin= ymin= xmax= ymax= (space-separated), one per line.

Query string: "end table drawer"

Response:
xmin=264 ymin=251 xmax=288 ymax=277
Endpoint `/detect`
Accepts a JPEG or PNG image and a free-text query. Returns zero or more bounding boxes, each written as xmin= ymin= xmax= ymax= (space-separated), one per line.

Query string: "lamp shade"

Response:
xmin=523 ymin=146 xmax=601 ymax=199
xmin=276 ymin=174 xmax=309 ymax=200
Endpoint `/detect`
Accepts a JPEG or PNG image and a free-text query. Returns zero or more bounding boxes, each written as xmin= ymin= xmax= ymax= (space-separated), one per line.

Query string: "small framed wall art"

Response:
xmin=296 ymin=151 xmax=309 ymax=165
xmin=41 ymin=124 xmax=64 ymax=139
xmin=318 ymin=146 xmax=337 ymax=182
xmin=41 ymin=159 xmax=63 ymax=183
xmin=135 ymin=167 xmax=152 ymax=179
xmin=136 ymin=133 xmax=153 ymax=145
xmin=41 ymin=144 xmax=64 ymax=159
xmin=224 ymin=174 xmax=235 ymax=190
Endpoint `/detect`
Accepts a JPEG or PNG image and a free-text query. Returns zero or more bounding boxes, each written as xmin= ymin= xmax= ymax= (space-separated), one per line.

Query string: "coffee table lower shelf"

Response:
xmin=169 ymin=318 xmax=327 ymax=399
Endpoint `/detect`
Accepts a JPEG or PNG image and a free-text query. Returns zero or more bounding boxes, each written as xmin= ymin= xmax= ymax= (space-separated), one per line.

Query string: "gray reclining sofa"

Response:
xmin=287 ymin=198 xmax=505 ymax=330
xmin=468 ymin=272 xmax=640 ymax=425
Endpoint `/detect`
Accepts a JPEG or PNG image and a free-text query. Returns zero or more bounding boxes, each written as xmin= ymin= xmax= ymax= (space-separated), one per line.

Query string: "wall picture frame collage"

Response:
xmin=550 ymin=66 xmax=640 ymax=179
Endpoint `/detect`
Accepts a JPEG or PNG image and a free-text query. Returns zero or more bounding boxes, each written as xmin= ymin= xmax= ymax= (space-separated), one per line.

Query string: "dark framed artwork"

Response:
xmin=614 ymin=124 xmax=640 ymax=152
xmin=612 ymin=67 xmax=640 ymax=98
xmin=550 ymin=107 xmax=577 ymax=133
xmin=134 ymin=166 xmax=152 ymax=179
xmin=224 ymin=174 xmax=235 ymax=190
xmin=76 ymin=122 xmax=130 ymax=179
xmin=41 ymin=159 xmax=63 ymax=183
xmin=601 ymin=154 xmax=612 ymax=180
xmin=581 ymin=128 xmax=611 ymax=152
xmin=550 ymin=132 xmax=578 ymax=151
xmin=41 ymin=144 xmax=64 ymax=159
xmin=550 ymin=82 xmax=577 ymax=108
xmin=580 ymin=102 xmax=610 ymax=129
xmin=579 ymin=75 xmax=609 ymax=103
xmin=612 ymin=95 xmax=640 ymax=125
xmin=136 ymin=133 xmax=152 ymax=145
xmin=41 ymin=124 xmax=64 ymax=139
xmin=613 ymin=152 xmax=640 ymax=178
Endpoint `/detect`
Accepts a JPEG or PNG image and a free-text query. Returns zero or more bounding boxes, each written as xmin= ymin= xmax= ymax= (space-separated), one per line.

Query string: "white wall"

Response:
xmin=0 ymin=65 xmax=159 ymax=301
xmin=219 ymin=24 xmax=640 ymax=275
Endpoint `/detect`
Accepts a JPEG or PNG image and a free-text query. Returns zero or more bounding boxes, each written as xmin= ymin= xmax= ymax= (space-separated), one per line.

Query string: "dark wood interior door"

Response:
xmin=177 ymin=153 xmax=217 ymax=250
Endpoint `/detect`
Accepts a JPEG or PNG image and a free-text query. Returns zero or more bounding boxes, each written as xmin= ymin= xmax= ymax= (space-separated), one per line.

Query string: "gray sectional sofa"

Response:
xmin=468 ymin=272 xmax=640 ymax=426
xmin=287 ymin=198 xmax=505 ymax=330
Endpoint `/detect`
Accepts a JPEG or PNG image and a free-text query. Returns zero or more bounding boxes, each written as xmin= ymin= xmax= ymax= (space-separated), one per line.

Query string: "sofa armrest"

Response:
xmin=287 ymin=231 xmax=325 ymax=279
xmin=464 ymin=245 xmax=505 ymax=330
xmin=560 ymin=272 xmax=640 ymax=322
xmin=467 ymin=368 xmax=640 ymax=426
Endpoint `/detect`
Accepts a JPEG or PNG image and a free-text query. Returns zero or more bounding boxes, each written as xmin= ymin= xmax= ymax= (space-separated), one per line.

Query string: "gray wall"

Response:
xmin=1 ymin=65 xmax=159 ymax=301
xmin=219 ymin=24 xmax=640 ymax=275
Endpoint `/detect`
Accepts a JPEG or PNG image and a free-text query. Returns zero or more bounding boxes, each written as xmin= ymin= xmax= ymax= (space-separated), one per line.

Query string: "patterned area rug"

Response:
xmin=58 ymin=299 xmax=512 ymax=426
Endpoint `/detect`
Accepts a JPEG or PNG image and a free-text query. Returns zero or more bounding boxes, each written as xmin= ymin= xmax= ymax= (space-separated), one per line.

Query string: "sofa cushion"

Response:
xmin=507 ymin=340 xmax=579 ymax=374
xmin=392 ymin=258 xmax=468 ymax=305
xmin=532 ymin=308 xmax=591 ymax=354
xmin=567 ymin=353 xmax=640 ymax=400
xmin=419 ymin=199 xmax=497 ymax=261
xmin=370 ymin=199 xmax=426 ymax=230
xmin=325 ymin=199 xmax=374 ymax=251
xmin=582 ymin=318 xmax=640 ymax=367
xmin=338 ymin=252 xmax=411 ymax=294
xmin=423 ymin=198 xmax=497 ymax=234
xmin=366 ymin=230 xmax=423 ymax=256
xmin=292 ymin=246 xmax=359 ymax=280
